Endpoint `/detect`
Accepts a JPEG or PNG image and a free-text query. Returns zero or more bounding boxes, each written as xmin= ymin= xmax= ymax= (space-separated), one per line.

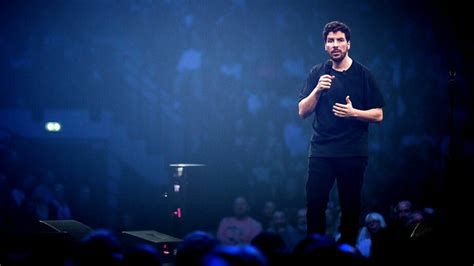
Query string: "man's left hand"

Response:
xmin=332 ymin=95 xmax=355 ymax=118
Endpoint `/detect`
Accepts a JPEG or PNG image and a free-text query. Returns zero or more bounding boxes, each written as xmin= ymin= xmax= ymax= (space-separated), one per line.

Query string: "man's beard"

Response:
xmin=330 ymin=51 xmax=346 ymax=63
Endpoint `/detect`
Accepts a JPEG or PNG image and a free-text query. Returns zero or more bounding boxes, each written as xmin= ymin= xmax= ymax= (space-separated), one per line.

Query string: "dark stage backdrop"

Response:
xmin=1 ymin=0 xmax=471 ymax=235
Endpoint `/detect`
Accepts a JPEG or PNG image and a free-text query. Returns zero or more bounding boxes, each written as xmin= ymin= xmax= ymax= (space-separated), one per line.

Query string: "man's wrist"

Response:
xmin=313 ymin=86 xmax=322 ymax=96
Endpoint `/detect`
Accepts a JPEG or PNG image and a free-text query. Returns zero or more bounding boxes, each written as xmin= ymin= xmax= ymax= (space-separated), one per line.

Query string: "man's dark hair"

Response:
xmin=322 ymin=21 xmax=351 ymax=43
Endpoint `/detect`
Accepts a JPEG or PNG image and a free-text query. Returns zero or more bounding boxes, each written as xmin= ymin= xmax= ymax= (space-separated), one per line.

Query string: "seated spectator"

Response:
xmin=267 ymin=210 xmax=302 ymax=251
xmin=175 ymin=230 xmax=219 ymax=266
xmin=203 ymin=244 xmax=268 ymax=266
xmin=251 ymin=231 xmax=291 ymax=266
xmin=74 ymin=229 xmax=123 ymax=266
xmin=122 ymin=243 xmax=162 ymax=266
xmin=217 ymin=196 xmax=262 ymax=245
xmin=295 ymin=208 xmax=307 ymax=238
xmin=356 ymin=212 xmax=387 ymax=258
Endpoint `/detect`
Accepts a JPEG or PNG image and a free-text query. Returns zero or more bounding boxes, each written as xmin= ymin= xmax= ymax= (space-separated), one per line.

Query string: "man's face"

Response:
xmin=263 ymin=201 xmax=276 ymax=217
xmin=325 ymin=31 xmax=350 ymax=62
xmin=272 ymin=211 xmax=286 ymax=228
xmin=233 ymin=197 xmax=249 ymax=217
xmin=396 ymin=202 xmax=411 ymax=220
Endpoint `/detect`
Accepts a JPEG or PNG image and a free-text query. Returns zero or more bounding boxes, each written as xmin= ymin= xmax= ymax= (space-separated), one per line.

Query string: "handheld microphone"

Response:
xmin=320 ymin=60 xmax=333 ymax=98
xmin=324 ymin=60 xmax=333 ymax=75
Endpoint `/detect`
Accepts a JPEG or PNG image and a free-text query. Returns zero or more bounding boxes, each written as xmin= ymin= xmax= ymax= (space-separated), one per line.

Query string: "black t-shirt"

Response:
xmin=299 ymin=60 xmax=385 ymax=157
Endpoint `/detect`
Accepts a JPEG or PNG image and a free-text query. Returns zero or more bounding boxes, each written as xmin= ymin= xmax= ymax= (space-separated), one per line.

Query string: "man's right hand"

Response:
xmin=299 ymin=74 xmax=335 ymax=119
xmin=316 ymin=74 xmax=335 ymax=94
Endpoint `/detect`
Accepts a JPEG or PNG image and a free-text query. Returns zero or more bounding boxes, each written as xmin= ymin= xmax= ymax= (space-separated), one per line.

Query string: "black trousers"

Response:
xmin=306 ymin=156 xmax=367 ymax=245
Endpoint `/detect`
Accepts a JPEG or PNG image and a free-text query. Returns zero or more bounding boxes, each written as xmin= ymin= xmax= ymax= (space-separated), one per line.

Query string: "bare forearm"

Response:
xmin=298 ymin=90 xmax=320 ymax=119
xmin=352 ymin=107 xmax=383 ymax=122
xmin=299 ymin=74 xmax=334 ymax=119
